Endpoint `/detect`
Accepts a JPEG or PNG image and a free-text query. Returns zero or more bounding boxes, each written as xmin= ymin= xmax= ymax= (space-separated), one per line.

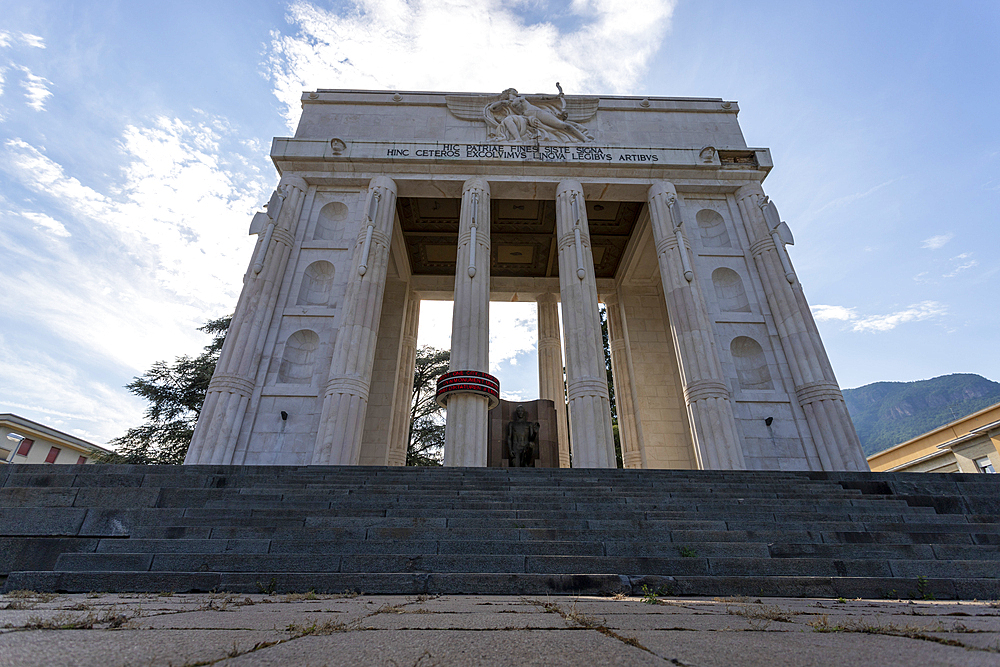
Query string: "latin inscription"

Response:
xmin=381 ymin=143 xmax=661 ymax=163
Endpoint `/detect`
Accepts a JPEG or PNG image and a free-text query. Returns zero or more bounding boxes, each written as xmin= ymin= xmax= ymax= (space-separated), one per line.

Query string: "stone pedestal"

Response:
xmin=487 ymin=399 xmax=560 ymax=468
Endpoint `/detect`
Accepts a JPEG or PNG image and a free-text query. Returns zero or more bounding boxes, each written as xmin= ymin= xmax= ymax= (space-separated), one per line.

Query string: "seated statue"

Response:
xmin=505 ymin=405 xmax=540 ymax=467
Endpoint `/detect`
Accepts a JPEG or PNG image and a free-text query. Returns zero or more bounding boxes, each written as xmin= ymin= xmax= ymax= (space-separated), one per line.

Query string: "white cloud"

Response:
xmin=489 ymin=302 xmax=537 ymax=371
xmin=810 ymin=178 xmax=899 ymax=217
xmin=18 ymin=67 xmax=52 ymax=110
xmin=943 ymin=253 xmax=977 ymax=278
xmin=0 ymin=334 xmax=143 ymax=444
xmin=19 ymin=33 xmax=45 ymax=49
xmin=812 ymin=301 xmax=947 ymax=332
xmin=0 ymin=31 xmax=10 ymax=49
xmin=0 ymin=116 xmax=267 ymax=430
xmin=850 ymin=301 xmax=947 ymax=333
xmin=416 ymin=300 xmax=539 ymax=372
xmin=810 ymin=304 xmax=856 ymax=321
xmin=921 ymin=233 xmax=953 ymax=250
xmin=265 ymin=0 xmax=676 ymax=129
xmin=20 ymin=210 xmax=70 ymax=237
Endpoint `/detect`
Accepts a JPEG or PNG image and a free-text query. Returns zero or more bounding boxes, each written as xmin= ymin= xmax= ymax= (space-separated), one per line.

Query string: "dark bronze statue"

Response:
xmin=505 ymin=404 xmax=539 ymax=467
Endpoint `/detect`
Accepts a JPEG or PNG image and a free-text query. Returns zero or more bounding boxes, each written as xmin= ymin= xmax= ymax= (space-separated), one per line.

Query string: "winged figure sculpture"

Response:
xmin=446 ymin=83 xmax=597 ymax=144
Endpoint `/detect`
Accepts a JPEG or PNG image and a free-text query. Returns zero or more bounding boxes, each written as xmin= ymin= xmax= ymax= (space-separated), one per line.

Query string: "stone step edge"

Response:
xmin=4 ymin=570 xmax=997 ymax=600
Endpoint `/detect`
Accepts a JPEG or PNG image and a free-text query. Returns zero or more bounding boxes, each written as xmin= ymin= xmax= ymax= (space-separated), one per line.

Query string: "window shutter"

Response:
xmin=16 ymin=438 xmax=33 ymax=457
xmin=45 ymin=446 xmax=60 ymax=463
xmin=77 ymin=456 xmax=87 ymax=465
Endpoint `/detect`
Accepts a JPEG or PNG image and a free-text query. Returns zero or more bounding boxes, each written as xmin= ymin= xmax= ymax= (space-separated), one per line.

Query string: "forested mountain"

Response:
xmin=843 ymin=374 xmax=1000 ymax=456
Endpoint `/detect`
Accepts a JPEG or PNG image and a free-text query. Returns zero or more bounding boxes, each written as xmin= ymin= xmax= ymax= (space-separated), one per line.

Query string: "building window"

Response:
xmin=45 ymin=446 xmax=60 ymax=464
xmin=975 ymin=457 xmax=995 ymax=474
xmin=16 ymin=437 xmax=34 ymax=457
xmin=77 ymin=456 xmax=88 ymax=465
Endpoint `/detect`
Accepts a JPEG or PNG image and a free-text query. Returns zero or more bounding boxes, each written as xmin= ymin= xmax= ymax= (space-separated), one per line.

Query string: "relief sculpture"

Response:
xmin=445 ymin=84 xmax=598 ymax=145
xmin=485 ymin=84 xmax=593 ymax=144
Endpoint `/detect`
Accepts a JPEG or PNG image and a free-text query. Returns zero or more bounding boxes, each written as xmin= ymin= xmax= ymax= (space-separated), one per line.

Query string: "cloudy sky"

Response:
xmin=1 ymin=1 xmax=997 ymax=445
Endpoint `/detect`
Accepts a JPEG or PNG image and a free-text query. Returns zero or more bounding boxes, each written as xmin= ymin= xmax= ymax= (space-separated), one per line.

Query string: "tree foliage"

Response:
xmin=407 ymin=346 xmax=450 ymax=466
xmin=599 ymin=305 xmax=623 ymax=468
xmin=100 ymin=316 xmax=230 ymax=465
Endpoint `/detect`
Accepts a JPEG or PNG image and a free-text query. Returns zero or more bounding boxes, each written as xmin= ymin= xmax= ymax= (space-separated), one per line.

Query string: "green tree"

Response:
xmin=599 ymin=305 xmax=624 ymax=468
xmin=407 ymin=346 xmax=450 ymax=466
xmin=100 ymin=316 xmax=230 ymax=465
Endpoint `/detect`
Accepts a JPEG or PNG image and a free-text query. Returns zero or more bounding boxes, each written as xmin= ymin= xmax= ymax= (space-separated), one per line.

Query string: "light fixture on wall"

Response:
xmin=280 ymin=411 xmax=288 ymax=421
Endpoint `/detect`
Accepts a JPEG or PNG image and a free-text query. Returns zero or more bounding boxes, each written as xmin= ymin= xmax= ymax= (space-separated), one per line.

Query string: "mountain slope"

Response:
xmin=842 ymin=373 xmax=1000 ymax=456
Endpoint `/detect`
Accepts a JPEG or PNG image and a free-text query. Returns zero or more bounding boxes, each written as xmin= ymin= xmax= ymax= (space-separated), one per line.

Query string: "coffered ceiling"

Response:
xmin=396 ymin=198 xmax=644 ymax=278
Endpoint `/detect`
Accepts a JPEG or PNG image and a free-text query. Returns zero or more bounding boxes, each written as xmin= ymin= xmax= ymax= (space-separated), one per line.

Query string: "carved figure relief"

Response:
xmin=505 ymin=404 xmax=539 ymax=467
xmin=445 ymin=84 xmax=598 ymax=144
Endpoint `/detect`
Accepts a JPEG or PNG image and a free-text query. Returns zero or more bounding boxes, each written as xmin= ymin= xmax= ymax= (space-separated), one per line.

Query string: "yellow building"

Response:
xmin=867 ymin=402 xmax=1000 ymax=473
xmin=1 ymin=413 xmax=110 ymax=465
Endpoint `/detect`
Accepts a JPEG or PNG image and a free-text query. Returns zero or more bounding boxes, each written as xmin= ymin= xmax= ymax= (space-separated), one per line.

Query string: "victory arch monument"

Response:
xmin=185 ymin=86 xmax=868 ymax=472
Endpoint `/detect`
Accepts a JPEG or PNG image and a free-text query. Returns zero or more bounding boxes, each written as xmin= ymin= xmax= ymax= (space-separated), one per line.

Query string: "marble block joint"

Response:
xmin=185 ymin=85 xmax=867 ymax=472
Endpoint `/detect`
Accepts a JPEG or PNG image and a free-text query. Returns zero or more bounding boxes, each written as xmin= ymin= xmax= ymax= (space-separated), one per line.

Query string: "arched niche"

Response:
xmin=313 ymin=201 xmax=348 ymax=241
xmin=297 ymin=260 xmax=335 ymax=306
xmin=731 ymin=336 xmax=774 ymax=390
xmin=712 ymin=267 xmax=751 ymax=313
xmin=278 ymin=329 xmax=320 ymax=384
xmin=696 ymin=209 xmax=732 ymax=248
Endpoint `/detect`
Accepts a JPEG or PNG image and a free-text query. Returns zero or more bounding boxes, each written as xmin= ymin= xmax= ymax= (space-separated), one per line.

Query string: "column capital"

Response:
xmin=534 ymin=292 xmax=559 ymax=305
xmin=278 ymin=174 xmax=308 ymax=193
xmin=463 ymin=177 xmax=490 ymax=195
xmin=555 ymin=179 xmax=584 ymax=198
xmin=369 ymin=174 xmax=398 ymax=195
xmin=647 ymin=180 xmax=677 ymax=202
xmin=736 ymin=182 xmax=765 ymax=201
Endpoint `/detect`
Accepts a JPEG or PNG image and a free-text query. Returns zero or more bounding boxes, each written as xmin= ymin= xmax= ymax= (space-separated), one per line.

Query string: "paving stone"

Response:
xmin=636 ymin=628 xmax=1000 ymax=667
xmin=217 ymin=628 xmax=663 ymax=667
xmin=0 ymin=628 xmax=287 ymax=667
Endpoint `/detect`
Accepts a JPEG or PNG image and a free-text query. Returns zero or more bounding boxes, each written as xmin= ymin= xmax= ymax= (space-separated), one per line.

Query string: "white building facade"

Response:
xmin=185 ymin=87 xmax=868 ymax=471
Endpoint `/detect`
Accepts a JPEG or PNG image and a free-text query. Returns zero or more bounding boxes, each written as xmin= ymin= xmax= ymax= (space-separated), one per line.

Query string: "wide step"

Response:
xmin=2 ymin=464 xmax=998 ymax=598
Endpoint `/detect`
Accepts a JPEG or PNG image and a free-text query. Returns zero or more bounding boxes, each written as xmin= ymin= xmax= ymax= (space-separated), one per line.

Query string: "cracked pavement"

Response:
xmin=2 ymin=591 xmax=999 ymax=666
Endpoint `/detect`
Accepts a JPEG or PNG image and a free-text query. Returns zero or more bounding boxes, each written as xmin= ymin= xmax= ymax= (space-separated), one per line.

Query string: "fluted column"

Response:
xmin=312 ymin=176 xmax=397 ymax=465
xmin=647 ymin=180 xmax=745 ymax=470
xmin=736 ymin=183 xmax=868 ymax=470
xmin=386 ymin=291 xmax=420 ymax=466
xmin=186 ymin=175 xmax=308 ymax=465
xmin=536 ymin=293 xmax=571 ymax=468
xmin=554 ymin=180 xmax=616 ymax=468
xmin=604 ymin=292 xmax=643 ymax=469
xmin=443 ymin=178 xmax=492 ymax=467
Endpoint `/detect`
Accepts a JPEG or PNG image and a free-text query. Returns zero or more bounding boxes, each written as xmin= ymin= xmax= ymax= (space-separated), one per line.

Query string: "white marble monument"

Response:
xmin=185 ymin=85 xmax=868 ymax=471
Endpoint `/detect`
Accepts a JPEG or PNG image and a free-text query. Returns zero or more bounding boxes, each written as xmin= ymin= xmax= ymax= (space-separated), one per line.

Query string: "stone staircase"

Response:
xmin=2 ymin=464 xmax=999 ymax=598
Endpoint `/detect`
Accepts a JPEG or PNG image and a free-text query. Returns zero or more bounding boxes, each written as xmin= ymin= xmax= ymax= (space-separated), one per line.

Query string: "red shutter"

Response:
xmin=45 ymin=446 xmax=60 ymax=463
xmin=16 ymin=438 xmax=33 ymax=457
xmin=77 ymin=456 xmax=87 ymax=465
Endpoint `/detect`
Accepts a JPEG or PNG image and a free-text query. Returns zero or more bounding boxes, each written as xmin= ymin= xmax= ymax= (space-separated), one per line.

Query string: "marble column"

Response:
xmin=647 ymin=180 xmax=745 ymax=470
xmin=554 ymin=180 xmax=616 ymax=468
xmin=312 ymin=175 xmax=397 ymax=465
xmin=386 ymin=291 xmax=420 ymax=466
xmin=186 ymin=175 xmax=308 ymax=465
xmin=444 ymin=178 xmax=492 ymax=467
xmin=604 ymin=292 xmax=643 ymax=469
xmin=736 ymin=183 xmax=868 ymax=471
xmin=535 ymin=293 xmax=571 ymax=468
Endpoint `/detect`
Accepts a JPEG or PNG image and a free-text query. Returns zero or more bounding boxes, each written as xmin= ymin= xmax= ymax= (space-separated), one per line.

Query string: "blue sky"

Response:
xmin=1 ymin=1 xmax=997 ymax=445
